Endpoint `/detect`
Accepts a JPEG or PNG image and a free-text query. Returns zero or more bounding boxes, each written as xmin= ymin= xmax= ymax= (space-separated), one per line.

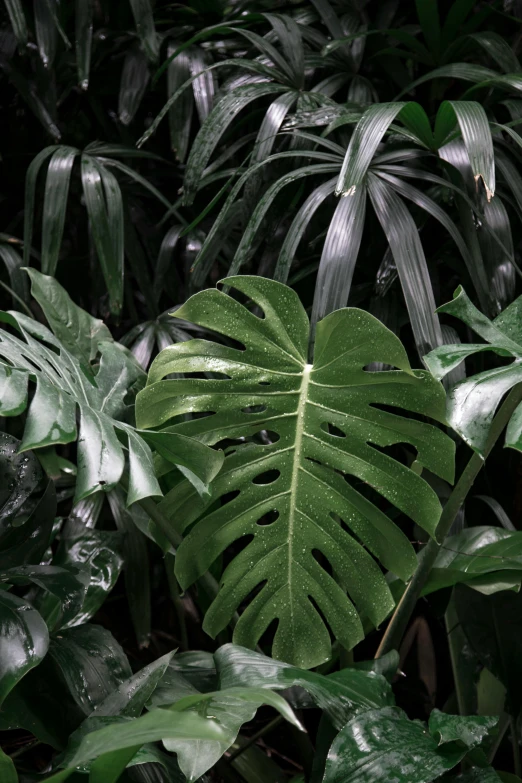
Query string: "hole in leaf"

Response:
xmin=220 ymin=489 xmax=240 ymax=507
xmin=182 ymin=371 xmax=231 ymax=380
xmin=312 ymin=548 xmax=333 ymax=577
xmin=321 ymin=422 xmax=346 ymax=438
xmin=256 ymin=509 xmax=279 ymax=527
xmin=370 ymin=402 xmax=428 ymax=425
xmin=307 ymin=595 xmax=334 ymax=643
xmin=258 ymin=381 xmax=271 ymax=386
xmin=241 ymin=404 xmax=268 ymax=414
xmin=252 ymin=469 xmax=281 ymax=485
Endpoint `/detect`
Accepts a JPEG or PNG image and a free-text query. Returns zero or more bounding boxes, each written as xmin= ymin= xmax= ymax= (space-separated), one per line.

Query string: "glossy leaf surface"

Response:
xmin=137 ymin=276 xmax=454 ymax=666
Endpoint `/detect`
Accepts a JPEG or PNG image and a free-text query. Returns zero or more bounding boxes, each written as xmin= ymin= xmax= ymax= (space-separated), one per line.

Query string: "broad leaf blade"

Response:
xmin=137 ymin=277 xmax=454 ymax=666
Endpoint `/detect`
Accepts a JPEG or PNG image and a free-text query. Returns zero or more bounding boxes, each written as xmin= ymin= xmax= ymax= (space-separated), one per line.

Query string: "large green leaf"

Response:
xmin=42 ymin=710 xmax=228 ymax=783
xmin=0 ymin=274 xmax=223 ymax=503
xmin=136 ymin=276 xmax=454 ymax=667
xmin=162 ymin=686 xmax=302 ymax=782
xmin=215 ymin=644 xmax=394 ymax=729
xmin=323 ymin=706 xmax=497 ymax=783
xmin=424 ymin=287 xmax=522 ymax=455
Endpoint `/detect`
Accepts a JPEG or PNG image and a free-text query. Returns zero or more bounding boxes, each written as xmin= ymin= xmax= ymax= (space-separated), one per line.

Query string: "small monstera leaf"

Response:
xmin=0 ymin=270 xmax=223 ymax=504
xmin=137 ymin=276 xmax=454 ymax=667
xmin=425 ymin=286 xmax=522 ymax=455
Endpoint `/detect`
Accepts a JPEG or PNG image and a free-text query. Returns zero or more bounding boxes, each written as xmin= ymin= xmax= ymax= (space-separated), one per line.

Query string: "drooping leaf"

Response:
xmin=129 ymin=0 xmax=160 ymax=63
xmin=215 ymin=644 xmax=394 ymax=730
xmin=75 ymin=0 xmax=93 ymax=89
xmin=137 ymin=276 xmax=454 ymax=666
xmin=163 ymin=686 xmax=302 ymax=782
xmin=0 ymin=591 xmax=49 ymax=707
xmin=40 ymin=146 xmax=78 ymax=275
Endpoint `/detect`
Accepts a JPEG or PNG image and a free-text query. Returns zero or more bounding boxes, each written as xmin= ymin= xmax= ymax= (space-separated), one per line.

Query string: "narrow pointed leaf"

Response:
xmin=75 ymin=0 xmax=93 ymax=89
xmin=311 ymin=184 xmax=366 ymax=326
xmin=81 ymin=155 xmax=124 ymax=315
xmin=40 ymin=146 xmax=78 ymax=274
xmin=368 ymin=173 xmax=443 ymax=354
xmin=336 ymin=103 xmax=412 ymax=197
xmin=435 ymin=101 xmax=495 ymax=199
xmin=118 ymin=48 xmax=150 ymax=126
xmin=129 ymin=0 xmax=159 ymax=63
xmin=4 ymin=0 xmax=27 ymax=48
xmin=183 ymin=83 xmax=288 ymax=205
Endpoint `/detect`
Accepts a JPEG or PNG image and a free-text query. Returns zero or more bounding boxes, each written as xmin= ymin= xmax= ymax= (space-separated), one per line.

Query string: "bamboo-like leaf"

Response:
xmin=264 ymin=13 xmax=305 ymax=88
xmin=81 ymin=155 xmax=124 ymax=315
xmin=3 ymin=0 xmax=27 ymax=49
xmin=137 ymin=58 xmax=280 ymax=149
xmin=154 ymin=225 xmax=183 ymax=304
xmin=183 ymin=83 xmax=288 ymax=205
xmin=118 ymin=48 xmax=150 ymax=126
xmin=23 ymin=145 xmax=61 ymax=268
xmin=41 ymin=146 xmax=78 ymax=275
xmin=467 ymin=32 xmax=520 ymax=74
xmin=415 ymin=0 xmax=440 ymax=59
xmin=395 ymin=63 xmax=498 ymax=98
xmin=188 ymin=47 xmax=215 ymax=123
xmin=167 ymin=46 xmax=193 ymax=162
xmin=34 ymin=0 xmax=58 ymax=68
xmin=274 ymin=178 xmax=337 ymax=284
xmin=435 ymin=101 xmax=495 ymax=199
xmin=137 ymin=276 xmax=453 ymax=666
xmin=227 ymin=161 xmax=340 ymax=277
xmin=336 ymin=103 xmax=412 ymax=197
xmin=368 ymin=172 xmax=443 ymax=354
xmin=129 ymin=0 xmax=160 ymax=63
xmin=311 ymin=184 xmax=366 ymax=328
xmin=75 ymin=0 xmax=93 ymax=90
xmin=0 ymin=240 xmax=28 ymax=305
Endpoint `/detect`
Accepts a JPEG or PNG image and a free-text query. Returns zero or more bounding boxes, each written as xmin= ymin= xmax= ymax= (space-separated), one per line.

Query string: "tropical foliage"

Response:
xmin=2 ymin=1 xmax=522 ymax=782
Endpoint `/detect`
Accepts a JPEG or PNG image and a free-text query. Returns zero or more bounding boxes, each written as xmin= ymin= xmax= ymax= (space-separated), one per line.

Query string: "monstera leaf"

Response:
xmin=425 ymin=286 xmax=522 ymax=455
xmin=136 ymin=277 xmax=454 ymax=667
xmin=0 ymin=270 xmax=223 ymax=504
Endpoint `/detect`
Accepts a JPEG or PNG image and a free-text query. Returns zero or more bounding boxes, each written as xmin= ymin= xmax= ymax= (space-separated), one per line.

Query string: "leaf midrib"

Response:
xmin=288 ymin=363 xmax=312 ymax=623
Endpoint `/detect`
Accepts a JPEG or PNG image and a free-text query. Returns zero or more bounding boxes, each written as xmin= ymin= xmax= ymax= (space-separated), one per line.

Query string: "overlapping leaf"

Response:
xmin=0 ymin=270 xmax=223 ymax=503
xmin=425 ymin=286 xmax=522 ymax=455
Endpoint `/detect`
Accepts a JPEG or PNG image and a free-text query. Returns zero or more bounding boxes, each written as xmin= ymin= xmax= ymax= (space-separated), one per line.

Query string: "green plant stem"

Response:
xmin=135 ymin=492 xmax=223 ymax=610
xmin=165 ymin=552 xmax=188 ymax=650
xmin=375 ymin=383 xmax=522 ymax=658
xmin=0 ymin=279 xmax=33 ymax=317
xmin=227 ymin=716 xmax=284 ymax=762
xmin=511 ymin=716 xmax=522 ymax=778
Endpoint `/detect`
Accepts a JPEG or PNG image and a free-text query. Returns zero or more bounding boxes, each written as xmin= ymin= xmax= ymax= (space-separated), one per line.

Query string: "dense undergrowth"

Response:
xmin=2 ymin=1 xmax=522 ymax=781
